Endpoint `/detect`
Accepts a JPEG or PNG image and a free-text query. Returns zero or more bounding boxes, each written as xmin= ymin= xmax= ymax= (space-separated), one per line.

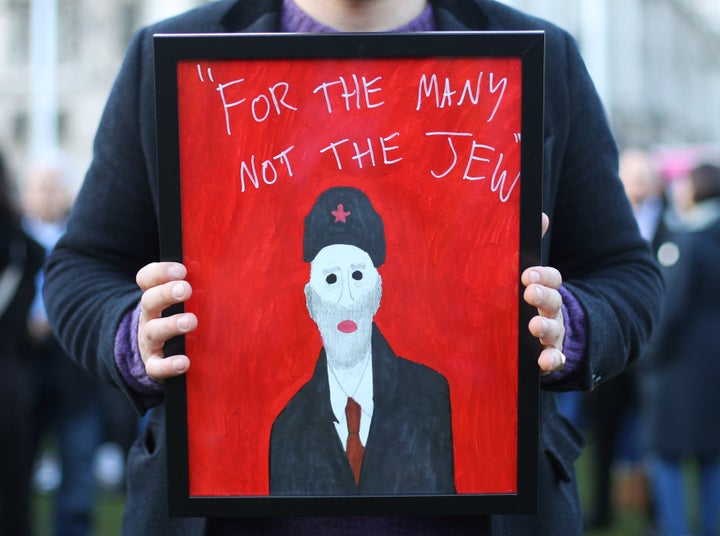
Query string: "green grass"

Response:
xmin=577 ymin=436 xmax=653 ymax=536
xmin=32 ymin=437 xmax=658 ymax=536
xmin=32 ymin=490 xmax=125 ymax=536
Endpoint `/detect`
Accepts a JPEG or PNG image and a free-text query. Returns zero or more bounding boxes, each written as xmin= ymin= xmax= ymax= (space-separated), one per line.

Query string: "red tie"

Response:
xmin=345 ymin=397 xmax=364 ymax=485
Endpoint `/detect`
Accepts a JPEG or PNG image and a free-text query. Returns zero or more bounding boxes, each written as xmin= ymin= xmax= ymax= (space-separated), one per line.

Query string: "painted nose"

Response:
xmin=338 ymin=275 xmax=355 ymax=308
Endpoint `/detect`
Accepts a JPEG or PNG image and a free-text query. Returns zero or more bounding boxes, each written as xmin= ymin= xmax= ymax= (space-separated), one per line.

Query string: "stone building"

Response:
xmin=0 ymin=0 xmax=203 ymax=185
xmin=507 ymin=0 xmax=720 ymax=149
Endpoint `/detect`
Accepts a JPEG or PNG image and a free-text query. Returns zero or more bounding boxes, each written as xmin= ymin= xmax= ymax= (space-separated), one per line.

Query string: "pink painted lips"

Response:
xmin=337 ymin=320 xmax=358 ymax=333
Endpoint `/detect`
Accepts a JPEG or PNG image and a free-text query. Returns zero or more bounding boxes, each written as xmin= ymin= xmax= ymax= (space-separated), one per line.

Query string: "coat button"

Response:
xmin=657 ymin=242 xmax=680 ymax=267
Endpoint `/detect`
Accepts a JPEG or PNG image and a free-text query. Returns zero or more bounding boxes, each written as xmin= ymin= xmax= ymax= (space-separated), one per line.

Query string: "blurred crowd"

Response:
xmin=566 ymin=147 xmax=720 ymax=536
xmin=0 ymin=149 xmax=137 ymax=536
xmin=1 ymin=140 xmax=720 ymax=535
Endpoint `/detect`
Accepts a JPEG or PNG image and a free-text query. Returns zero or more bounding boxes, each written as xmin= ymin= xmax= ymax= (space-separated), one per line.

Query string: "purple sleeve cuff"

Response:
xmin=540 ymin=285 xmax=587 ymax=387
xmin=114 ymin=302 xmax=164 ymax=396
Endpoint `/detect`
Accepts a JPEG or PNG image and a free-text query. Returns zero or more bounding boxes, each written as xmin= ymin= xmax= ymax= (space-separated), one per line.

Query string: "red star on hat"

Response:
xmin=332 ymin=203 xmax=351 ymax=223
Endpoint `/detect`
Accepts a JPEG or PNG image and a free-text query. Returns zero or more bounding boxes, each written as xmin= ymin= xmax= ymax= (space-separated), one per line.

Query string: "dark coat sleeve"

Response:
xmin=43 ymin=3 xmax=233 ymax=414
xmin=539 ymin=30 xmax=664 ymax=392
xmin=43 ymin=28 xmax=161 ymax=413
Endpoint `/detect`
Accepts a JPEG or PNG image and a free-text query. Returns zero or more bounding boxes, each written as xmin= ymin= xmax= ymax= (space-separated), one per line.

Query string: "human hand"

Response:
xmin=521 ymin=213 xmax=566 ymax=375
xmin=136 ymin=262 xmax=197 ymax=381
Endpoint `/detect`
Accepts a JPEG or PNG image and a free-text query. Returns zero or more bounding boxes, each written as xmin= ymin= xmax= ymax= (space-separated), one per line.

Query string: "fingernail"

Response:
xmin=177 ymin=315 xmax=189 ymax=331
xmin=172 ymin=283 xmax=185 ymax=299
xmin=535 ymin=286 xmax=543 ymax=301
xmin=539 ymin=318 xmax=548 ymax=337
xmin=529 ymin=270 xmax=540 ymax=283
xmin=169 ymin=264 xmax=184 ymax=279
xmin=173 ymin=357 xmax=188 ymax=372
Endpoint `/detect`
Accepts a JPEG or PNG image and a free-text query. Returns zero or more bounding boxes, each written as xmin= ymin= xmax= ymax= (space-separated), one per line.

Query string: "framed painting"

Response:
xmin=154 ymin=31 xmax=544 ymax=517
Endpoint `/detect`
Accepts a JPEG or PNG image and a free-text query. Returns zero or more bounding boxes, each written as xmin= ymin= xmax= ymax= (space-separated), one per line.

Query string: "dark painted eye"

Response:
xmin=326 ymin=274 xmax=338 ymax=284
xmin=352 ymin=270 xmax=363 ymax=281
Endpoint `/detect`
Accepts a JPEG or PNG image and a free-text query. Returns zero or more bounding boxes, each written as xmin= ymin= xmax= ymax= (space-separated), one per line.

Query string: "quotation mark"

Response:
xmin=196 ymin=65 xmax=215 ymax=83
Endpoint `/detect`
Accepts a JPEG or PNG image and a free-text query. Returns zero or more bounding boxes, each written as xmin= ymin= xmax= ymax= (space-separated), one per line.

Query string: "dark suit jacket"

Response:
xmin=270 ymin=324 xmax=455 ymax=495
xmin=44 ymin=0 xmax=665 ymax=534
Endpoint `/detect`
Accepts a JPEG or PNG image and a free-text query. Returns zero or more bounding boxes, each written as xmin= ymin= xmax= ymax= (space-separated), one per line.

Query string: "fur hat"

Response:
xmin=303 ymin=186 xmax=385 ymax=267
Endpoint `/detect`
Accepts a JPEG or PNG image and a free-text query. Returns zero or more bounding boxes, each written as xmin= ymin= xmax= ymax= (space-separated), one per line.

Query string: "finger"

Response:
xmin=140 ymin=280 xmax=192 ymax=320
xmin=528 ymin=315 xmax=564 ymax=349
xmin=538 ymin=347 xmax=566 ymax=374
xmin=521 ymin=266 xmax=563 ymax=289
xmin=523 ymin=284 xmax=563 ymax=317
xmin=136 ymin=262 xmax=187 ymax=291
xmin=139 ymin=313 xmax=197 ymax=381
xmin=541 ymin=212 xmax=549 ymax=238
xmin=140 ymin=313 xmax=197 ymax=351
xmin=144 ymin=353 xmax=191 ymax=381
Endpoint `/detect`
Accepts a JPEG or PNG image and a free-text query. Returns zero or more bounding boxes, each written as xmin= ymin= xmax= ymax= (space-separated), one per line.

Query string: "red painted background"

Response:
xmin=176 ymin=56 xmax=523 ymax=496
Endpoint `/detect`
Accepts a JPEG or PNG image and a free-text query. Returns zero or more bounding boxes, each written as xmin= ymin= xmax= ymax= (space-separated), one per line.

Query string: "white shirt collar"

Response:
xmin=328 ymin=354 xmax=374 ymax=446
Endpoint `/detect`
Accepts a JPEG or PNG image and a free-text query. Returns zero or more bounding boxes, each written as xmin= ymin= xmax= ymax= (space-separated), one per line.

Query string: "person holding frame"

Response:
xmin=43 ymin=0 xmax=664 ymax=535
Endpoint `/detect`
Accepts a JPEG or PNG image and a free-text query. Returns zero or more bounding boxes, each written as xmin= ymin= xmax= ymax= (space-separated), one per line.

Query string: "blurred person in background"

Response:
xmin=584 ymin=147 xmax=669 ymax=530
xmin=638 ymin=162 xmax=720 ymax=536
xmin=22 ymin=161 xmax=103 ymax=536
xmin=0 ymin=148 xmax=45 ymax=536
xmin=620 ymin=148 xmax=669 ymax=246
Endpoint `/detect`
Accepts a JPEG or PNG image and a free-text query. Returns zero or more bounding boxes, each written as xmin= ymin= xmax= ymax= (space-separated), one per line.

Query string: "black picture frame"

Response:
xmin=155 ymin=31 xmax=544 ymax=518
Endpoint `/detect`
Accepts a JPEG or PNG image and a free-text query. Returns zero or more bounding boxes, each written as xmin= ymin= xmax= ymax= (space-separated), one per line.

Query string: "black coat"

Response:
xmin=0 ymin=220 xmax=44 ymax=536
xmin=639 ymin=210 xmax=720 ymax=455
xmin=270 ymin=325 xmax=455 ymax=495
xmin=44 ymin=0 xmax=664 ymax=534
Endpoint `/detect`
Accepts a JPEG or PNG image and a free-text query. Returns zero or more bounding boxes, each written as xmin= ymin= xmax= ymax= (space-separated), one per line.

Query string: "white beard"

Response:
xmin=305 ymin=276 xmax=382 ymax=369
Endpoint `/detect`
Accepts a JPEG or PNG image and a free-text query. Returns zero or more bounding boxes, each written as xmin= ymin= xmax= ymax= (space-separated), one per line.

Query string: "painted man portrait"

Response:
xmin=269 ymin=186 xmax=455 ymax=495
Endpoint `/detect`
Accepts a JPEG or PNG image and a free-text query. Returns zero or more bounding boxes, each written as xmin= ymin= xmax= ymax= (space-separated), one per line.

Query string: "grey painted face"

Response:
xmin=305 ymin=244 xmax=382 ymax=369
